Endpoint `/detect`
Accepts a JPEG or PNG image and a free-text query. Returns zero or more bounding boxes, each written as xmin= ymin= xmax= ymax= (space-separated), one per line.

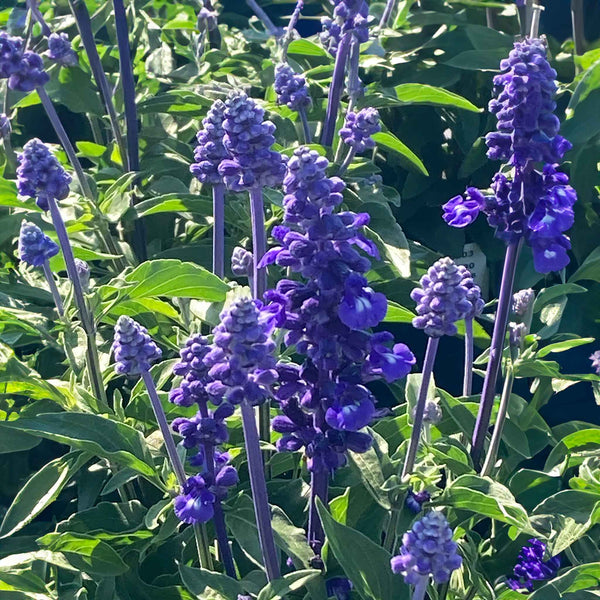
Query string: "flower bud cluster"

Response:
xmin=0 ymin=32 xmax=48 ymax=91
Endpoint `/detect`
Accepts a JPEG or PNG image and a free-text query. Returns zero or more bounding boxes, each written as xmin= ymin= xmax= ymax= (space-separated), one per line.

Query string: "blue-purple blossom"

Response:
xmin=486 ymin=38 xmax=571 ymax=167
xmin=443 ymin=188 xmax=484 ymax=228
xmin=513 ymin=288 xmax=534 ymax=316
xmin=458 ymin=265 xmax=484 ymax=318
xmin=190 ymin=99 xmax=227 ymax=186
xmin=112 ymin=316 xmax=162 ymax=376
xmin=320 ymin=0 xmax=369 ymax=56
xmin=274 ymin=63 xmax=311 ymax=112
xmin=339 ymin=108 xmax=381 ymax=153
xmin=0 ymin=33 xmax=48 ymax=91
xmin=506 ymin=539 xmax=560 ymax=592
xmin=75 ymin=258 xmax=90 ymax=292
xmin=204 ymin=298 xmax=278 ymax=406
xmin=405 ymin=489 xmax=431 ymax=514
xmin=411 ymin=258 xmax=473 ymax=338
xmin=391 ymin=511 xmax=462 ymax=585
xmin=231 ymin=246 xmax=253 ymax=277
xmin=590 ymin=351 xmax=600 ymax=375
xmin=17 ymin=139 xmax=72 ymax=211
xmin=325 ymin=577 xmax=353 ymax=600
xmin=218 ymin=92 xmax=286 ymax=191
xmin=261 ymin=147 xmax=415 ymax=472
xmin=412 ymin=398 xmax=442 ymax=425
xmin=174 ymin=474 xmax=215 ymax=524
xmin=45 ymin=33 xmax=78 ymax=67
xmin=18 ymin=220 xmax=59 ymax=267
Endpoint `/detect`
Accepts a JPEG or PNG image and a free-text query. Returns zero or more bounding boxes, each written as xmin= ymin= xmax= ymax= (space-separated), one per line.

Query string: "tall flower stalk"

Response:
xmin=112 ymin=316 xmax=214 ymax=570
xmin=261 ymin=147 xmax=415 ymax=553
xmin=442 ymin=38 xmax=576 ymax=467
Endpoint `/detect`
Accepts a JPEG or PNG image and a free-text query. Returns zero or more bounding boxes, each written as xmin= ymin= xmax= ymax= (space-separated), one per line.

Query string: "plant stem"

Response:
xmin=571 ymin=0 xmax=585 ymax=57
xmin=530 ymin=3 xmax=544 ymax=37
xmin=338 ymin=148 xmax=355 ymax=176
xmin=298 ymin=106 xmax=311 ymax=144
xmin=518 ymin=0 xmax=533 ymax=37
xmin=212 ymin=184 xmax=225 ymax=278
xmin=346 ymin=36 xmax=362 ymax=113
xmin=112 ymin=0 xmax=147 ymax=262
xmin=402 ymin=336 xmax=439 ymax=479
xmin=486 ymin=7 xmax=499 ymax=30
xmin=245 ymin=0 xmax=280 ymax=36
xmin=320 ymin=32 xmax=351 ymax=148
xmin=379 ymin=0 xmax=397 ymax=28
xmin=281 ymin=0 xmax=304 ymax=57
xmin=26 ymin=0 xmax=52 ymax=36
xmin=471 ymin=240 xmax=522 ymax=468
xmin=413 ymin=575 xmax=429 ymax=600
xmin=240 ymin=400 xmax=280 ymax=581
xmin=383 ymin=509 xmax=399 ymax=553
xmin=42 ymin=260 xmax=64 ymax=316
xmin=48 ymin=197 xmax=107 ymax=407
xmin=308 ymin=469 xmax=329 ymax=555
xmin=480 ymin=358 xmax=515 ymax=478
xmin=68 ymin=0 xmax=128 ymax=165
xmin=463 ymin=317 xmax=474 ymax=396
xmin=141 ymin=370 xmax=214 ymax=570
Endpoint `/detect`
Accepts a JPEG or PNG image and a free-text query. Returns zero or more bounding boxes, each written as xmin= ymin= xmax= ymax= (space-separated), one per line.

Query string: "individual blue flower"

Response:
xmin=513 ymin=288 xmax=535 ymax=316
xmin=442 ymin=187 xmax=484 ymax=228
xmin=190 ymin=99 xmax=227 ymax=186
xmin=339 ymin=107 xmax=381 ymax=153
xmin=204 ymin=298 xmax=278 ymax=405
xmin=411 ymin=258 xmax=473 ymax=338
xmin=0 ymin=32 xmax=23 ymax=79
xmin=231 ymin=246 xmax=253 ymax=277
xmin=405 ymin=489 xmax=431 ymax=514
xmin=412 ymin=399 xmax=442 ymax=425
xmin=486 ymin=38 xmax=571 ymax=167
xmin=506 ymin=539 xmax=560 ymax=592
xmin=338 ymin=273 xmax=387 ymax=330
xmin=218 ymin=92 xmax=286 ymax=191
xmin=18 ymin=220 xmax=59 ymax=267
xmin=324 ymin=383 xmax=375 ymax=431
xmin=458 ymin=265 xmax=484 ymax=319
xmin=363 ymin=331 xmax=415 ymax=382
xmin=391 ymin=511 xmax=462 ymax=585
xmin=174 ymin=474 xmax=215 ymax=524
xmin=0 ymin=33 xmax=48 ymax=92
xmin=590 ymin=350 xmax=600 ymax=375
xmin=45 ymin=33 xmax=78 ymax=67
xmin=75 ymin=258 xmax=90 ymax=292
xmin=17 ymin=138 xmax=72 ymax=211
xmin=112 ymin=316 xmax=162 ymax=377
xmin=274 ymin=63 xmax=311 ymax=112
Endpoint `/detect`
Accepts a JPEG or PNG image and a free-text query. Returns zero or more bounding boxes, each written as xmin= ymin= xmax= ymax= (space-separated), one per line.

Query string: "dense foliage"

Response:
xmin=0 ymin=0 xmax=599 ymax=599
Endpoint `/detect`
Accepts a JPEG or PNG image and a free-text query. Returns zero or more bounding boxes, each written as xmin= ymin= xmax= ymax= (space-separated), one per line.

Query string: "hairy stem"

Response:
xmin=240 ymin=400 xmax=280 ymax=581
xmin=42 ymin=260 xmax=64 ymax=316
xmin=320 ymin=32 xmax=351 ymax=148
xmin=471 ymin=240 xmax=522 ymax=467
xmin=402 ymin=336 xmax=439 ymax=479
xmin=463 ymin=317 xmax=474 ymax=396
xmin=212 ymin=184 xmax=225 ymax=278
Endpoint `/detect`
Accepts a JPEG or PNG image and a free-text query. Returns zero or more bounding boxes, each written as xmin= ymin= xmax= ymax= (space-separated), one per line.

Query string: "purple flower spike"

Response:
xmin=17 ymin=139 xmax=72 ymax=211
xmin=391 ymin=511 xmax=462 ymax=585
xmin=190 ymin=99 xmax=227 ymax=186
xmin=218 ymin=92 xmax=286 ymax=191
xmin=0 ymin=33 xmax=48 ymax=92
xmin=18 ymin=221 xmax=59 ymax=267
xmin=458 ymin=265 xmax=484 ymax=319
xmin=506 ymin=539 xmax=560 ymax=592
xmin=204 ymin=298 xmax=278 ymax=406
xmin=339 ymin=108 xmax=381 ymax=153
xmin=174 ymin=474 xmax=215 ymax=524
xmin=274 ymin=63 xmax=311 ymax=112
xmin=411 ymin=258 xmax=473 ymax=338
xmin=231 ymin=246 xmax=254 ymax=277
xmin=486 ymin=38 xmax=571 ymax=167
xmin=112 ymin=316 xmax=162 ymax=377
xmin=45 ymin=33 xmax=78 ymax=67
xmin=320 ymin=0 xmax=369 ymax=56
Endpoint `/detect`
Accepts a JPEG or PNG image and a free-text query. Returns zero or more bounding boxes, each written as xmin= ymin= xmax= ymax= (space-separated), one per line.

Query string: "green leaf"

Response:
xmin=36 ymin=532 xmax=129 ymax=576
xmin=316 ymin=499 xmax=407 ymax=600
xmin=0 ymin=413 xmax=159 ymax=481
xmin=179 ymin=565 xmax=245 ymax=600
xmin=537 ymin=338 xmax=594 ymax=358
xmin=569 ymin=247 xmax=600 ymax=283
xmin=120 ymin=260 xmax=228 ymax=302
xmin=287 ymin=39 xmax=329 ymax=57
xmin=383 ymin=302 xmax=415 ymax=323
xmin=257 ymin=570 xmax=321 ymax=600
xmin=529 ymin=563 xmax=600 ymax=600
xmin=438 ymin=475 xmax=531 ymax=531
xmin=348 ymin=446 xmax=392 ymax=510
xmin=394 ymin=83 xmax=480 ymax=112
xmin=0 ymin=451 xmax=90 ymax=539
xmin=56 ymin=501 xmax=147 ymax=534
xmin=445 ymin=49 xmax=508 ymax=71
xmin=545 ymin=429 xmax=600 ymax=474
xmin=0 ymin=427 xmax=40 ymax=454
xmin=76 ymin=141 xmax=107 ymax=159
xmin=371 ymin=132 xmax=428 ymax=175
xmin=127 ymin=194 xmax=213 ymax=219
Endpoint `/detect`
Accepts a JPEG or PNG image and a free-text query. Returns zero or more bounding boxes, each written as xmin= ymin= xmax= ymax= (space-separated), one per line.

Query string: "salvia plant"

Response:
xmin=0 ymin=1 xmax=599 ymax=599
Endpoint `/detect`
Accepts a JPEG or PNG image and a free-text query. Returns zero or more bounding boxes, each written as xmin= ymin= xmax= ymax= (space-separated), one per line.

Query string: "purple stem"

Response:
xmin=471 ymin=240 xmax=522 ymax=467
xmin=412 ymin=575 xmax=429 ymax=600
xmin=26 ymin=0 xmax=52 ymax=36
xmin=346 ymin=36 xmax=362 ymax=112
xmin=213 ymin=184 xmax=225 ymax=278
xmin=298 ymin=106 xmax=311 ymax=144
xmin=112 ymin=0 xmax=147 ymax=262
xmin=463 ymin=318 xmax=474 ymax=396
xmin=197 ymin=402 xmax=236 ymax=578
xmin=240 ymin=400 xmax=280 ymax=581
xmin=48 ymin=197 xmax=106 ymax=406
xmin=42 ymin=260 xmax=64 ymax=316
xmin=308 ymin=469 xmax=329 ymax=555
xmin=338 ymin=147 xmax=355 ymax=176
xmin=379 ymin=0 xmax=397 ymax=28
xmin=249 ymin=187 xmax=267 ymax=300
xmin=245 ymin=0 xmax=280 ymax=36
xmin=401 ymin=336 xmax=440 ymax=478
xmin=68 ymin=0 xmax=128 ymax=164
xmin=320 ymin=32 xmax=352 ymax=148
